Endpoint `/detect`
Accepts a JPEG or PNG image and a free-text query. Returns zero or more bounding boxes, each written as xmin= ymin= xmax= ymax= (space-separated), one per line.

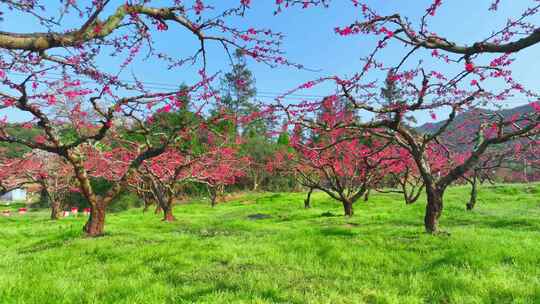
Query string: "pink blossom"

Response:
xmin=530 ymin=101 xmax=540 ymax=112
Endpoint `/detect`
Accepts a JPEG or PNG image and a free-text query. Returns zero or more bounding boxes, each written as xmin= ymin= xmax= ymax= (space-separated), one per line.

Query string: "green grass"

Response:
xmin=1 ymin=184 xmax=540 ymax=303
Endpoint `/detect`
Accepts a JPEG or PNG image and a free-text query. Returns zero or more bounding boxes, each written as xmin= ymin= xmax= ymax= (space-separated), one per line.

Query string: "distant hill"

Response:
xmin=417 ymin=104 xmax=534 ymax=135
xmin=416 ymin=104 xmax=536 ymax=153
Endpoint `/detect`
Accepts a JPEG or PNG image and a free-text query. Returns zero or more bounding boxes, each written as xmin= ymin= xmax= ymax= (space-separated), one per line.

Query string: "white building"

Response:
xmin=0 ymin=189 xmax=27 ymax=202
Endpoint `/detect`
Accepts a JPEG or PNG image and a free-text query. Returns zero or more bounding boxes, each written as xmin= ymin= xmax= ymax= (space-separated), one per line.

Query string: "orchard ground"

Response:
xmin=1 ymin=184 xmax=540 ymax=304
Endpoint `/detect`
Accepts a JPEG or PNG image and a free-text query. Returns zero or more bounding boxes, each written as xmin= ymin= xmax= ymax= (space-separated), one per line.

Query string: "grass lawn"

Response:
xmin=1 ymin=183 xmax=540 ymax=303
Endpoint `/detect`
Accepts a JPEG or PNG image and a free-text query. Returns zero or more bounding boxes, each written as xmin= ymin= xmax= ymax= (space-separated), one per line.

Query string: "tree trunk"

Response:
xmin=69 ymin=153 xmax=107 ymax=237
xmin=162 ymin=205 xmax=176 ymax=222
xmin=160 ymin=195 xmax=176 ymax=222
xmin=363 ymin=189 xmax=370 ymax=202
xmin=154 ymin=204 xmax=162 ymax=215
xmin=39 ymin=187 xmax=49 ymax=206
xmin=143 ymin=202 xmax=149 ymax=213
xmin=50 ymin=199 xmax=62 ymax=220
xmin=83 ymin=200 xmax=106 ymax=237
xmin=217 ymin=184 xmax=225 ymax=203
xmin=252 ymin=175 xmax=259 ymax=192
xmin=142 ymin=195 xmax=153 ymax=213
xmin=304 ymin=187 xmax=313 ymax=208
xmin=466 ymin=175 xmax=478 ymax=210
xmin=205 ymin=185 xmax=218 ymax=208
xmin=209 ymin=188 xmax=217 ymax=208
xmin=424 ymin=186 xmax=444 ymax=234
xmin=342 ymin=199 xmax=354 ymax=217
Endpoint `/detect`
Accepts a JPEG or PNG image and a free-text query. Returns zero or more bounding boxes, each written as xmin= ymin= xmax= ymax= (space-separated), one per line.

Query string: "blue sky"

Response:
xmin=1 ymin=0 xmax=539 ymax=124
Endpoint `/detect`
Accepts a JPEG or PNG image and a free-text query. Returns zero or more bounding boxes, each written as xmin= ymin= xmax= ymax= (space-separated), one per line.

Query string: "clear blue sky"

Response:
xmin=1 ymin=0 xmax=539 ymax=124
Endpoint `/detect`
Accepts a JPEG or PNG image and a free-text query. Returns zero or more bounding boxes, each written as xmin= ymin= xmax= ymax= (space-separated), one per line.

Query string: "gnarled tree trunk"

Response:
xmin=143 ymin=200 xmax=150 ymax=213
xmin=50 ymin=199 xmax=62 ymax=220
xmin=304 ymin=187 xmax=313 ymax=208
xmin=142 ymin=194 xmax=154 ymax=213
xmin=424 ymin=186 xmax=444 ymax=234
xmin=84 ymin=199 xmax=106 ymax=236
xmin=208 ymin=186 xmax=218 ymax=208
xmin=342 ymin=199 xmax=354 ymax=217
xmin=157 ymin=195 xmax=175 ymax=222
xmin=363 ymin=189 xmax=370 ymax=202
xmin=69 ymin=153 xmax=109 ymax=237
xmin=41 ymin=187 xmax=62 ymax=220
xmin=162 ymin=200 xmax=176 ymax=222
xmin=466 ymin=174 xmax=478 ymax=210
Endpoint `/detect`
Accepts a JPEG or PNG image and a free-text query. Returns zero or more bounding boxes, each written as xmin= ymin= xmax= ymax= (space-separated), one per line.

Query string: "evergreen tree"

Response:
xmin=220 ymin=49 xmax=257 ymax=117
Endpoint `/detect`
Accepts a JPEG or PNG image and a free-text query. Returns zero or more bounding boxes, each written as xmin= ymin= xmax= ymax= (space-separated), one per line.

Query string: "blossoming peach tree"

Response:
xmin=277 ymin=0 xmax=540 ymax=233
xmin=19 ymin=151 xmax=75 ymax=219
xmin=130 ymin=144 xmax=248 ymax=221
xmin=273 ymin=96 xmax=407 ymax=216
xmin=0 ymin=0 xmax=289 ymax=236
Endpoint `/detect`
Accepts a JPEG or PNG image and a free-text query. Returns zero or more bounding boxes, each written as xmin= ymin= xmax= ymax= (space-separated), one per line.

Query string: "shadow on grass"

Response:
xmin=381 ymin=216 xmax=540 ymax=233
xmin=364 ymin=218 xmax=423 ymax=229
xmin=171 ymin=281 xmax=304 ymax=304
xmin=319 ymin=227 xmax=357 ymax=237
xmin=17 ymin=229 xmax=81 ymax=254
xmin=445 ymin=217 xmax=540 ymax=231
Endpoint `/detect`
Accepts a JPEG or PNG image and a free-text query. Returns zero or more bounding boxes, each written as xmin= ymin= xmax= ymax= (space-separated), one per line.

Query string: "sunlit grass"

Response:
xmin=1 ymin=183 xmax=539 ymax=303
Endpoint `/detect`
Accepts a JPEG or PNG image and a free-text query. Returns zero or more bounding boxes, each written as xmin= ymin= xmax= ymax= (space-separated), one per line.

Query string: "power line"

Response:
xmin=4 ymin=72 xmax=533 ymax=104
xmin=7 ymin=72 xmax=327 ymax=99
